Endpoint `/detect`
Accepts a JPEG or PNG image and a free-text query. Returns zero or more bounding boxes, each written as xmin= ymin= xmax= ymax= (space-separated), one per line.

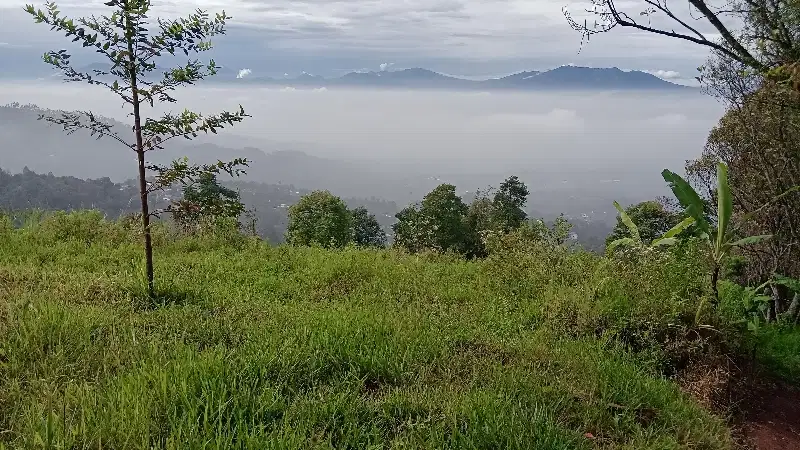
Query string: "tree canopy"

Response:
xmin=286 ymin=190 xmax=352 ymax=249
xmin=351 ymin=206 xmax=387 ymax=248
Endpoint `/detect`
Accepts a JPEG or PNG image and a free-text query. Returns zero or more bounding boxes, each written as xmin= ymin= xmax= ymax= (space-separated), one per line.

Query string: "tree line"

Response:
xmin=283 ymin=176 xmax=579 ymax=258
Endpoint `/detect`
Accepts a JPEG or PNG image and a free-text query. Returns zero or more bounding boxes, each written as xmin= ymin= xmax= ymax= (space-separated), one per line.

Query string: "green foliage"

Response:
xmin=606 ymin=201 xmax=678 ymax=248
xmin=691 ymin=85 xmax=800 ymax=284
xmin=491 ymin=175 xmax=529 ymax=232
xmin=25 ymin=0 xmax=248 ymax=296
xmin=392 ymin=184 xmax=468 ymax=255
xmin=24 ymin=0 xmax=249 ymax=156
xmin=0 ymin=212 xmax=740 ymax=449
xmin=662 ymin=170 xmax=711 ymax=237
xmin=168 ymin=169 xmax=247 ymax=233
xmin=606 ymin=201 xmax=695 ymax=253
xmin=391 ymin=206 xmax=430 ymax=253
xmin=350 ymin=206 xmax=386 ymax=248
xmin=661 ymin=163 xmax=782 ymax=305
xmin=286 ymin=190 xmax=352 ymax=249
xmin=394 ymin=176 xmax=531 ymax=258
xmin=419 ymin=184 xmax=469 ymax=253
xmin=0 ymin=213 xmax=11 ymax=236
xmin=483 ymin=216 xmax=575 ymax=257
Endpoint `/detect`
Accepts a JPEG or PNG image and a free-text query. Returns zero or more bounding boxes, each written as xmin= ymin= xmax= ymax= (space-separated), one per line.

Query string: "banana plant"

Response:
xmin=606 ymin=201 xmax=696 ymax=252
xmin=661 ymin=162 xmax=782 ymax=306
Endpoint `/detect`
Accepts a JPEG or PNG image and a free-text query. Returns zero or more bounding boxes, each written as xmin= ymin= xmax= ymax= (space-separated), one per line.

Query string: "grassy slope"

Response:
xmin=0 ymin=212 xmax=736 ymax=449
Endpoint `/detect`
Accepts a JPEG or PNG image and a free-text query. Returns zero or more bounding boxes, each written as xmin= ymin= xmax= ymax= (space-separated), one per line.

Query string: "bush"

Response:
xmin=0 ymin=213 xmax=11 ymax=236
xmin=34 ymin=210 xmax=131 ymax=246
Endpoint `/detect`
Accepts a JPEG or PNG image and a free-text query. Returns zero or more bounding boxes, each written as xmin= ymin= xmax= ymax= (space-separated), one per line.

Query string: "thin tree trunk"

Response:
xmin=787 ymin=292 xmax=800 ymax=324
xmin=773 ymin=284 xmax=788 ymax=315
xmin=767 ymin=286 xmax=777 ymax=323
xmin=711 ymin=265 xmax=720 ymax=307
xmin=128 ymin=20 xmax=154 ymax=297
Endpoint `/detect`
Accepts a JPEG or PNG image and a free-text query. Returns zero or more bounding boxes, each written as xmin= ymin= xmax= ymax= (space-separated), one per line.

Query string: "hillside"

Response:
xmin=0 ymin=103 xmax=425 ymax=203
xmin=0 ymin=167 xmax=399 ymax=244
xmin=0 ymin=213 xmax=751 ymax=447
xmin=1 ymin=212 xmax=798 ymax=448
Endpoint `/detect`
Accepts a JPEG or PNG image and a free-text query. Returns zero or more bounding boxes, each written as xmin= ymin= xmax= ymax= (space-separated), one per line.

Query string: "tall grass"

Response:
xmin=0 ymin=211 xmax=745 ymax=449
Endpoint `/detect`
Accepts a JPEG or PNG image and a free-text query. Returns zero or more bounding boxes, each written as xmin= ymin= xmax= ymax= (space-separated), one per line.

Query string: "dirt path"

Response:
xmin=742 ymin=383 xmax=800 ymax=450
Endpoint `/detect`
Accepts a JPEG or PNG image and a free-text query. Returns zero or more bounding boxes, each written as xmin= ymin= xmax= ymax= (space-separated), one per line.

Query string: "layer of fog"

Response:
xmin=0 ymin=81 xmax=725 ymax=215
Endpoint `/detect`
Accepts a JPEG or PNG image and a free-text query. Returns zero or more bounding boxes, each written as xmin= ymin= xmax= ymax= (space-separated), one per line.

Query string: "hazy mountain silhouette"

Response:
xmin=64 ymin=64 xmax=693 ymax=91
xmin=0 ymin=103 xmax=429 ymax=202
xmin=236 ymin=66 xmax=691 ymax=91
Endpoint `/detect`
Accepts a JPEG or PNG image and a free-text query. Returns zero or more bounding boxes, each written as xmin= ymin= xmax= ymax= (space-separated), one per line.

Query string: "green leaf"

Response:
xmin=607 ymin=237 xmax=638 ymax=252
xmin=716 ymin=162 xmax=733 ymax=251
xmin=655 ymin=216 xmax=696 ymax=245
xmin=613 ymin=200 xmax=641 ymax=244
xmin=772 ymin=275 xmax=800 ymax=291
xmin=729 ymin=234 xmax=771 ymax=247
xmin=661 ymin=169 xmax=709 ymax=233
xmin=651 ymin=237 xmax=677 ymax=247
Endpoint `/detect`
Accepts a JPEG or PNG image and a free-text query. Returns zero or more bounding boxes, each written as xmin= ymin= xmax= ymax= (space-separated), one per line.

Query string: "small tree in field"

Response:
xmin=166 ymin=161 xmax=247 ymax=232
xmin=350 ymin=206 xmax=387 ymax=248
xmin=492 ymin=175 xmax=529 ymax=232
xmin=286 ymin=191 xmax=352 ymax=249
xmin=25 ymin=0 xmax=249 ymax=296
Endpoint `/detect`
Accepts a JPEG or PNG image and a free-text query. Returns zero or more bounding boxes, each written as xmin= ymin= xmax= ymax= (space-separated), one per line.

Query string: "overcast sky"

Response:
xmin=0 ymin=0 xmax=722 ymax=83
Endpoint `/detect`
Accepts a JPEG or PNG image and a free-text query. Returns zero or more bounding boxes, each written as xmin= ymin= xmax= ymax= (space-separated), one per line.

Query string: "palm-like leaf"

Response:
xmin=652 ymin=216 xmax=696 ymax=247
xmin=607 ymin=237 xmax=638 ymax=252
xmin=651 ymin=237 xmax=678 ymax=247
xmin=728 ymin=234 xmax=772 ymax=248
xmin=662 ymin=169 xmax=709 ymax=235
xmin=613 ymin=201 xmax=641 ymax=244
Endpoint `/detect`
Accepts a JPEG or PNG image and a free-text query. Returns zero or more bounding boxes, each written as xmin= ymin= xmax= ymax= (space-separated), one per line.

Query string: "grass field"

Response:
xmin=0 ymin=211 xmax=794 ymax=449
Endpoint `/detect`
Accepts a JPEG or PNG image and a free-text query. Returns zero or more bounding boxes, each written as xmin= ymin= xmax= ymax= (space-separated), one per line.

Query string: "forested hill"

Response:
xmin=0 ymin=167 xmax=611 ymax=250
xmin=0 ymin=168 xmax=398 ymax=244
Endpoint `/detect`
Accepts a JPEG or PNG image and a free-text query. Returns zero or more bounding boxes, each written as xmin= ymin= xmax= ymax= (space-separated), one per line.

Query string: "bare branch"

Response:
xmin=564 ymin=0 xmax=769 ymax=71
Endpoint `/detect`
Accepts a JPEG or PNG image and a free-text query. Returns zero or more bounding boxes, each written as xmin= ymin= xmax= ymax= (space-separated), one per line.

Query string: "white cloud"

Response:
xmin=379 ymin=62 xmax=394 ymax=71
xmin=644 ymin=69 xmax=681 ymax=79
xmin=236 ymin=68 xmax=252 ymax=78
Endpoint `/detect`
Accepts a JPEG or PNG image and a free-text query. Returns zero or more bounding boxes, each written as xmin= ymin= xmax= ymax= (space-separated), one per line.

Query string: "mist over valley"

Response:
xmin=0 ymin=81 xmax=724 ymax=241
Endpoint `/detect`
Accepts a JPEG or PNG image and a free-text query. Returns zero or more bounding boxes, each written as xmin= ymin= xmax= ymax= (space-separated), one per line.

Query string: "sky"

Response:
xmin=0 ymin=0 xmax=723 ymax=84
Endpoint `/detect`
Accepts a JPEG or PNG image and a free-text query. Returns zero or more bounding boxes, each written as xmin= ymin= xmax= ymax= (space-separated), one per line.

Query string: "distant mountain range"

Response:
xmin=71 ymin=64 xmax=693 ymax=91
